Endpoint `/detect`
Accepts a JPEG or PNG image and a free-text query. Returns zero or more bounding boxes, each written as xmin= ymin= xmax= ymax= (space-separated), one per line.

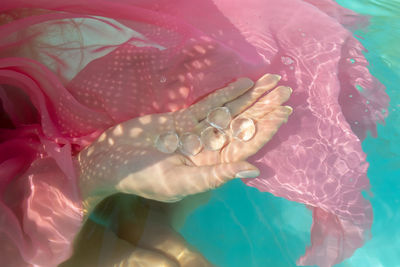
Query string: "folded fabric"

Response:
xmin=0 ymin=0 xmax=389 ymax=266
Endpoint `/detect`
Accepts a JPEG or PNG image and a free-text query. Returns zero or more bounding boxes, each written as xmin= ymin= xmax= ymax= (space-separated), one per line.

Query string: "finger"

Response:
xmin=178 ymin=161 xmax=260 ymax=194
xmin=225 ymin=106 xmax=293 ymax=161
xmin=191 ymin=78 xmax=286 ymax=135
xmin=225 ymin=73 xmax=281 ymax=116
xmin=242 ymin=85 xmax=292 ymax=119
xmin=188 ymin=77 xmax=254 ymax=121
xmin=173 ymin=109 xmax=201 ymax=134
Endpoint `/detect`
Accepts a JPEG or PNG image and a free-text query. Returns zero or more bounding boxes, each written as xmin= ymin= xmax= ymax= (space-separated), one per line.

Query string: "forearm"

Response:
xmin=75 ymin=145 xmax=118 ymax=222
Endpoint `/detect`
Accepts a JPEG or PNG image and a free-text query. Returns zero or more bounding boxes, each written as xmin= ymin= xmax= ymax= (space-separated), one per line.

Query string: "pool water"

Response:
xmin=179 ymin=1 xmax=400 ymax=266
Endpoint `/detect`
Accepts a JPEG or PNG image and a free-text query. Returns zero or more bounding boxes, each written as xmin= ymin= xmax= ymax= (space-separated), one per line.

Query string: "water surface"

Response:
xmin=180 ymin=1 xmax=400 ymax=266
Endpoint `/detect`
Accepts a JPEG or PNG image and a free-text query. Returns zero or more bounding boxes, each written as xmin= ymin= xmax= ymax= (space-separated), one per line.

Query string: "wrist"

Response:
xmin=74 ymin=151 xmax=117 ymax=221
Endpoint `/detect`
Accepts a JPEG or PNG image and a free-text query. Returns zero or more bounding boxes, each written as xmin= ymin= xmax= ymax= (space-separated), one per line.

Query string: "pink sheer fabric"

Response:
xmin=0 ymin=0 xmax=389 ymax=266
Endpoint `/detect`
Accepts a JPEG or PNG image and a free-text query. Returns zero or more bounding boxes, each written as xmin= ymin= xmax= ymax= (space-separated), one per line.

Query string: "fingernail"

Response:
xmin=280 ymin=86 xmax=292 ymax=94
xmin=236 ymin=170 xmax=260 ymax=179
xmin=284 ymin=105 xmax=293 ymax=115
xmin=236 ymin=77 xmax=254 ymax=88
xmin=271 ymin=74 xmax=281 ymax=81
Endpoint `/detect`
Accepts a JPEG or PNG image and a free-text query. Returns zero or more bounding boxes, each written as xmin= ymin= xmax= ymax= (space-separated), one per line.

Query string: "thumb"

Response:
xmin=181 ymin=161 xmax=260 ymax=194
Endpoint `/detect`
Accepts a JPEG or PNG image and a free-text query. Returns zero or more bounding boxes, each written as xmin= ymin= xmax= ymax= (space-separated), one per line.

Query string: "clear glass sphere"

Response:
xmin=179 ymin=132 xmax=203 ymax=156
xmin=206 ymin=107 xmax=232 ymax=129
xmin=155 ymin=131 xmax=179 ymax=153
xmin=230 ymin=117 xmax=256 ymax=141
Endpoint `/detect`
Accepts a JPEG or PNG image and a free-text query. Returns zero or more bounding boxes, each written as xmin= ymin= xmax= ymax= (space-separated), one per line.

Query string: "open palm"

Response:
xmin=77 ymin=73 xmax=292 ymax=203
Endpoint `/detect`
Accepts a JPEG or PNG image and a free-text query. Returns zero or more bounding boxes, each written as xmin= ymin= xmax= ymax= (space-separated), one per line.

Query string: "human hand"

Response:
xmin=77 ymin=73 xmax=292 ymax=204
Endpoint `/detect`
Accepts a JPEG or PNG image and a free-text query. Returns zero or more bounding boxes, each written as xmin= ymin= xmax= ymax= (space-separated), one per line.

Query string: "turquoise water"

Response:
xmin=180 ymin=1 xmax=400 ymax=266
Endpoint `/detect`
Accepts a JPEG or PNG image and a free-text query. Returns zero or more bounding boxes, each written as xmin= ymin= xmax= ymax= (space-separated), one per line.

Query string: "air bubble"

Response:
xmin=160 ymin=76 xmax=167 ymax=83
xmin=281 ymin=56 xmax=294 ymax=65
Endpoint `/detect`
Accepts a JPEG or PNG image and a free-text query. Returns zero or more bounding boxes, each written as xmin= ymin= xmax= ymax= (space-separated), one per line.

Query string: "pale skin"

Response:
xmin=61 ymin=194 xmax=215 ymax=267
xmin=66 ymin=73 xmax=293 ymax=266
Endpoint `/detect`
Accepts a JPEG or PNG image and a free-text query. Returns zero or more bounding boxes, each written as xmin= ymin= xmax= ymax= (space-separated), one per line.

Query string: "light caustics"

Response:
xmin=155 ymin=107 xmax=256 ymax=154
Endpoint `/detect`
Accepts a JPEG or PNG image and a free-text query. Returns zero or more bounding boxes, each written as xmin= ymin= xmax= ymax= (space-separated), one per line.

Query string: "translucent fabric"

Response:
xmin=0 ymin=0 xmax=389 ymax=266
